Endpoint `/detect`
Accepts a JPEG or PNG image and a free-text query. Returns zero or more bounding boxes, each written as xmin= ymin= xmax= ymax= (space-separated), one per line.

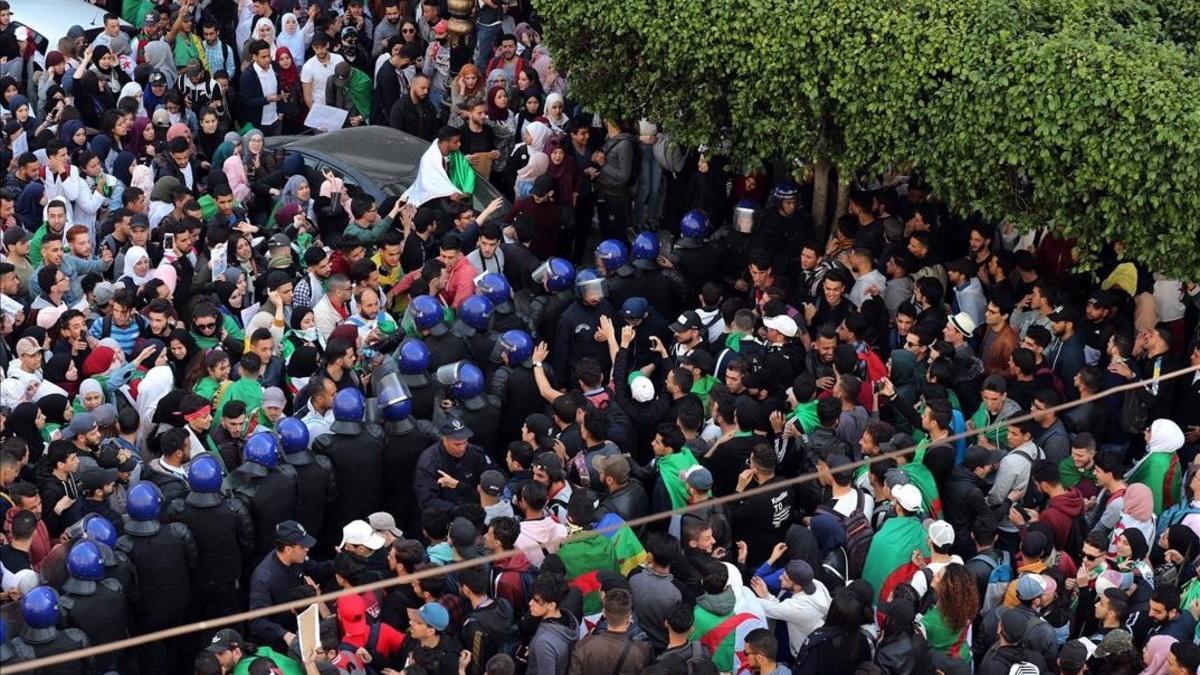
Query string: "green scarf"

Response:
xmin=657 ymin=448 xmax=700 ymax=509
xmin=788 ymin=400 xmax=820 ymax=434
xmin=723 ymin=332 xmax=746 ymax=353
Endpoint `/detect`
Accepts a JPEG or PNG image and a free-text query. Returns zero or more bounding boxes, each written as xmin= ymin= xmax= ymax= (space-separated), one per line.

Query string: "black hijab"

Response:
xmin=8 ymin=402 xmax=45 ymax=462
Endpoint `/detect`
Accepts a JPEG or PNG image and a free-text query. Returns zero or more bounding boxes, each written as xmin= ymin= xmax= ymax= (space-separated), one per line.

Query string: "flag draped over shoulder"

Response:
xmin=922 ymin=606 xmax=972 ymax=663
xmin=691 ymin=608 xmax=767 ymax=674
xmin=658 ymin=449 xmax=699 ymax=509
xmin=1058 ymin=456 xmax=1095 ymax=489
xmin=559 ymin=534 xmax=618 ymax=617
xmin=861 ymin=516 xmax=930 ymax=603
xmin=595 ymin=513 xmax=646 ymax=574
xmin=1127 ymin=452 xmax=1181 ymax=515
xmin=904 ymin=442 xmax=942 ymax=518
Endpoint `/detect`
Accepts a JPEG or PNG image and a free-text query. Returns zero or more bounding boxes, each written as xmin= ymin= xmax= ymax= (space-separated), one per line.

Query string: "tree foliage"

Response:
xmin=537 ymin=0 xmax=1200 ymax=279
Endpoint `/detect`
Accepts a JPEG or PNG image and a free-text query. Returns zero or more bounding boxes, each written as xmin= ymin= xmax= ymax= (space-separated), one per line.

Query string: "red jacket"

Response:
xmin=1039 ymin=488 xmax=1086 ymax=553
xmin=3 ymin=507 xmax=51 ymax=571
xmin=444 ymin=257 xmax=477 ymax=309
xmin=492 ymin=550 xmax=533 ymax=611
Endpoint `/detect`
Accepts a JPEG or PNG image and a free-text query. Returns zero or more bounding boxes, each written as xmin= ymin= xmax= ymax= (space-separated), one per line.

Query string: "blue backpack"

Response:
xmin=972 ymin=549 xmax=1014 ymax=613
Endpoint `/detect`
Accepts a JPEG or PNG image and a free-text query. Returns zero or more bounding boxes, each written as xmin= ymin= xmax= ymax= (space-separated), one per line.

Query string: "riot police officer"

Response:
xmin=671 ymin=210 xmax=724 ymax=292
xmin=595 ymin=239 xmax=642 ymax=309
xmin=399 ymin=337 xmax=438 ymax=420
xmin=116 ymin=481 xmax=198 ymax=674
xmin=518 ymin=257 xmax=577 ymax=341
xmin=411 ymin=294 xmax=468 ymax=369
xmin=376 ymin=371 xmax=439 ymax=537
xmin=477 ymin=272 xmax=526 ymax=333
xmin=631 ymin=231 xmax=692 ymax=320
xmin=434 ymin=360 xmax=502 ymax=462
xmin=453 ymin=294 xmax=498 ymax=367
xmin=551 ymin=268 xmax=616 ymax=377
xmin=0 ymin=621 xmax=34 ymax=666
xmin=229 ymin=432 xmax=299 ymax=561
xmin=9 ymin=586 xmax=93 ymax=674
xmin=278 ymin=416 xmax=337 ymax=545
xmin=488 ymin=329 xmax=542 ymax=447
xmin=82 ymin=514 xmax=135 ymax=594
xmin=313 ymin=388 xmax=385 ymax=549
xmin=60 ymin=540 xmax=128 ymax=672
xmin=167 ymin=454 xmax=254 ymax=619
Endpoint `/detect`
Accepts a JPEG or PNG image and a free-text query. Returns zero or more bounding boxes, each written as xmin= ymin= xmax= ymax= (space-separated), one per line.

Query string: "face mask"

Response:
xmin=293 ymin=327 xmax=318 ymax=341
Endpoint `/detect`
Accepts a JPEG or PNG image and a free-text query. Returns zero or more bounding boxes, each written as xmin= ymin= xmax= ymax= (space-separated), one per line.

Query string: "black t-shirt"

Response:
xmin=0 ymin=544 xmax=30 ymax=572
xmin=460 ymin=123 xmax=497 ymax=156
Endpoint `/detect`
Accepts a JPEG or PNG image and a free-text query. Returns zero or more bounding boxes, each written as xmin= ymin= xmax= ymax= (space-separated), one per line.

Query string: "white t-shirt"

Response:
xmin=830 ymin=487 xmax=875 ymax=523
xmin=300 ymin=53 xmax=346 ymax=107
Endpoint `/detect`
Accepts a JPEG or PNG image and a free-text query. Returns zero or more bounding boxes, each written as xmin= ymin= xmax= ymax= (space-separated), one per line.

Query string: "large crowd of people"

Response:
xmin=1 ymin=1 xmax=1200 ymax=674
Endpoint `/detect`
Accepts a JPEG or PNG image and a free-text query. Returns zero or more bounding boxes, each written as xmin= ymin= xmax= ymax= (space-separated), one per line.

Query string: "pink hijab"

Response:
xmin=1141 ymin=635 xmax=1177 ymax=675
xmin=1124 ymin=483 xmax=1155 ymax=521
xmin=166 ymin=123 xmax=192 ymax=146
xmin=153 ymin=263 xmax=178 ymax=293
xmin=223 ymin=155 xmax=252 ymax=203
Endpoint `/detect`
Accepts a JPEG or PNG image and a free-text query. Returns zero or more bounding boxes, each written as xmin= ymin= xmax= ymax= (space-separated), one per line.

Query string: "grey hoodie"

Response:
xmin=988 ymin=440 xmax=1044 ymax=532
xmin=528 ymin=610 xmax=579 ymax=675
xmin=697 ymin=587 xmax=737 ymax=617
xmin=596 ymin=132 xmax=636 ymax=194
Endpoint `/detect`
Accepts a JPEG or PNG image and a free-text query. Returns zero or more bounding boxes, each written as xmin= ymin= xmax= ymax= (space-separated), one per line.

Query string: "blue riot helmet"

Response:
xmin=410 ymin=295 xmax=444 ymax=331
xmin=773 ymin=180 xmax=800 ymax=201
xmin=377 ymin=372 xmax=414 ymax=425
xmin=492 ymin=329 xmax=534 ymax=366
xmin=277 ymin=417 xmax=311 ymax=455
xmin=63 ymin=540 xmax=105 ymax=595
xmin=331 ymin=388 xmax=366 ymax=434
xmin=398 ymin=337 xmax=431 ymax=387
xmin=458 ymin=294 xmax=495 ymax=332
xmin=575 ymin=267 xmax=606 ymax=301
xmin=21 ymin=586 xmax=61 ymax=642
xmin=476 ymin=272 xmax=514 ymax=312
xmin=125 ymin=482 xmax=163 ymax=535
xmin=187 ymin=454 xmax=225 ymax=506
xmin=532 ymin=257 xmax=576 ymax=293
xmin=82 ymin=514 xmax=118 ymax=550
xmin=244 ymin=432 xmax=279 ymax=470
xmin=733 ymin=198 xmax=758 ymax=234
xmin=631 ymin=232 xmax=660 ymax=270
xmin=679 ymin=210 xmax=710 ymax=242
xmin=594 ymin=239 xmax=629 ymax=275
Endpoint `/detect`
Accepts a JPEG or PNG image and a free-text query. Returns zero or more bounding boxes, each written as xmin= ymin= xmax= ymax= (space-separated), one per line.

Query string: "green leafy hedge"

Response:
xmin=538 ymin=0 xmax=1200 ymax=279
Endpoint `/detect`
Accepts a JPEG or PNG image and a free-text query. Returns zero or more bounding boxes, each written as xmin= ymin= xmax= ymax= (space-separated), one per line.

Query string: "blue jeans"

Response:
xmin=633 ymin=141 xmax=662 ymax=229
xmin=474 ymin=22 xmax=502 ymax=71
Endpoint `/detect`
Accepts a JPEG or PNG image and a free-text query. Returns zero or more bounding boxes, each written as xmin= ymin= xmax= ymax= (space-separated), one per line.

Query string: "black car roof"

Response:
xmin=275 ymin=127 xmax=429 ymax=188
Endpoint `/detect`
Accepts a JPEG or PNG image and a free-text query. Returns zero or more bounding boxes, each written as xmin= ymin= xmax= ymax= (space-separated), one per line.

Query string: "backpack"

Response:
xmin=971 ymin=549 xmax=1013 ymax=614
xmin=493 ymin=566 xmax=536 ymax=609
xmin=815 ymin=489 xmax=874 ymax=579
xmin=1060 ymin=510 xmax=1085 ymax=561
xmin=464 ymin=602 xmax=521 ymax=660
xmin=1120 ymin=386 xmax=1151 ymax=434
xmin=1157 ymin=502 xmax=1200 ymax=536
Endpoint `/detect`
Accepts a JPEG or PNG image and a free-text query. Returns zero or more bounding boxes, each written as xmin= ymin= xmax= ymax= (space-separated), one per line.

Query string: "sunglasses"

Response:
xmin=195 ymin=321 xmax=217 ymax=330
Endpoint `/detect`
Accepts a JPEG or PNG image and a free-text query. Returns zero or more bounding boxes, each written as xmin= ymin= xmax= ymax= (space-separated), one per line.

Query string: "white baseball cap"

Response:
xmin=925 ymin=519 xmax=955 ymax=547
xmin=763 ymin=315 xmax=799 ymax=338
xmin=892 ymin=483 xmax=922 ymax=513
xmin=338 ymin=520 xmax=384 ymax=551
xmin=629 ymin=374 xmax=655 ymax=403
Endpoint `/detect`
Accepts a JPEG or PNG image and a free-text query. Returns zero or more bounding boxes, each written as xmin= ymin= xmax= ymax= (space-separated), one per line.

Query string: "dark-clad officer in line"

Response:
xmin=488 ymin=329 xmax=542 ymax=448
xmin=167 ymin=454 xmax=255 ymax=622
xmin=434 ymin=360 xmax=502 ymax=462
xmin=116 ymin=481 xmax=198 ymax=674
xmin=277 ymin=416 xmax=337 ymax=548
xmin=313 ymin=388 xmax=385 ymax=550
xmin=230 ymin=432 xmax=300 ymax=563
xmin=376 ymin=369 xmax=438 ymax=537
xmin=59 ymin=540 xmax=128 ymax=672
xmin=9 ymin=586 xmax=92 ymax=674
xmin=414 ymin=416 xmax=492 ymax=512
xmin=247 ymin=520 xmax=334 ymax=653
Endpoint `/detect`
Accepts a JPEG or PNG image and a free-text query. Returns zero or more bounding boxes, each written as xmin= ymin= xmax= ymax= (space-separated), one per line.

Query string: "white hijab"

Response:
xmin=121 ymin=246 xmax=154 ymax=286
xmin=134 ymin=365 xmax=175 ymax=445
xmin=277 ymin=13 xmax=309 ymax=60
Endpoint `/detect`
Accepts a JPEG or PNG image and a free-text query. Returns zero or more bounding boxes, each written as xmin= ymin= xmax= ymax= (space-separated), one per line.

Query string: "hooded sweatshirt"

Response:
xmin=1039 ymin=489 xmax=1086 ymax=552
xmin=1126 ymin=418 xmax=1184 ymax=514
xmin=515 ymin=516 xmax=567 ymax=567
xmin=757 ymin=579 xmax=833 ymax=656
xmin=492 ymin=550 xmax=534 ymax=610
xmin=527 ymin=610 xmax=578 ymax=675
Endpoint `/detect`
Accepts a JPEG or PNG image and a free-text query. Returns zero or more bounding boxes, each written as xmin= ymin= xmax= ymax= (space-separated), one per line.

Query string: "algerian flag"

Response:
xmin=560 ymin=535 xmax=619 ymax=617
xmin=658 ymin=448 xmax=699 ymax=509
xmin=861 ymin=515 xmax=930 ymax=603
xmin=691 ymin=608 xmax=767 ymax=674
xmin=1058 ymin=456 xmax=1095 ymax=490
xmin=903 ymin=442 xmax=942 ymax=518
xmin=1126 ymin=452 xmax=1182 ymax=515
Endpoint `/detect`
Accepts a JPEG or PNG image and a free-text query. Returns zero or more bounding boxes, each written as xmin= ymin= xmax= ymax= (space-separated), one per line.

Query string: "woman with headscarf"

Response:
xmin=1112 ymin=482 xmax=1158 ymax=554
xmin=252 ymin=18 xmax=278 ymax=59
xmin=273 ymin=47 xmax=305 ymax=135
xmin=1141 ymin=635 xmax=1178 ymax=675
xmin=8 ymin=401 xmax=46 ymax=463
xmin=284 ymin=306 xmax=323 ymax=382
xmin=147 ymin=176 xmax=181 ymax=229
xmin=37 ymin=393 xmax=73 ymax=442
xmin=242 ymin=128 xmax=278 ymax=196
xmin=118 ymin=246 xmax=155 ymax=292
xmin=81 ymin=45 xmax=130 ymax=98
xmin=513 ymin=91 xmax=544 ymax=141
xmin=531 ymin=51 xmax=567 ymax=99
xmin=59 ymin=119 xmax=89 ymax=163
xmin=1128 ymin=418 xmax=1185 ymax=514
xmin=544 ymin=136 xmax=578 ymax=211
xmin=75 ymin=378 xmax=105 ymax=413
xmin=111 ymin=151 xmax=137 ymax=193
xmin=277 ymin=13 xmax=312 ymax=62
xmin=210 ymin=131 xmax=242 ymax=170
xmin=513 ymin=120 xmax=551 ymax=199
xmin=119 ymin=81 xmax=148 ymax=117
xmin=543 ymin=92 xmax=569 ymax=134
xmin=134 ymin=364 xmax=176 ymax=446
xmin=1113 ymin=527 xmax=1154 ymax=589
xmin=144 ymin=41 xmax=179 ymax=83
xmin=276 ymin=174 xmax=315 ymax=222
xmin=128 ymin=117 xmax=157 ymax=165
xmin=165 ymin=329 xmax=198 ymax=387
xmin=42 ymin=354 xmax=80 ymax=399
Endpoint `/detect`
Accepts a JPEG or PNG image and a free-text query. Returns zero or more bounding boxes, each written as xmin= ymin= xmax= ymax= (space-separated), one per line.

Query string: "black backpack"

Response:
xmin=815 ymin=489 xmax=874 ymax=579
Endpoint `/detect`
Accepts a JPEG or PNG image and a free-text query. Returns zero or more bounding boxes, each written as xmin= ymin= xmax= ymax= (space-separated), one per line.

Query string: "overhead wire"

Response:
xmin=8 ymin=360 xmax=1199 ymax=672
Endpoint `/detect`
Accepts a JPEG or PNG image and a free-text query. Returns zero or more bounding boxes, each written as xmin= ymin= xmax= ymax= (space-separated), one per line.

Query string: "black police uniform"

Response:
xmin=434 ymin=393 xmax=503 ymax=463
xmin=10 ymin=625 xmax=91 ymax=675
xmin=167 ymin=489 xmax=255 ymax=620
xmin=671 ymin=239 xmax=725 ymax=293
xmin=488 ymin=361 xmax=542 ymax=447
xmin=491 ymin=302 xmax=528 ymax=334
xmin=229 ymin=461 xmax=301 ymax=562
xmin=381 ymin=417 xmax=439 ymax=538
xmin=0 ymin=637 xmax=35 ymax=665
xmin=452 ymin=320 xmax=499 ymax=368
xmin=116 ymin=518 xmax=198 ymax=673
xmin=312 ymin=417 xmax=386 ymax=548
xmin=60 ymin=575 xmax=129 ymax=672
xmin=404 ymin=371 xmax=439 ymax=421
xmin=422 ymin=322 xmax=469 ymax=369
xmin=605 ymin=264 xmax=643 ymax=310
xmin=636 ymin=263 xmax=693 ymax=322
xmin=517 ymin=287 xmax=572 ymax=342
xmin=551 ymin=297 xmax=616 ymax=377
xmin=413 ymin=438 xmax=492 ymax=512
xmin=282 ymin=446 xmax=338 ymax=548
